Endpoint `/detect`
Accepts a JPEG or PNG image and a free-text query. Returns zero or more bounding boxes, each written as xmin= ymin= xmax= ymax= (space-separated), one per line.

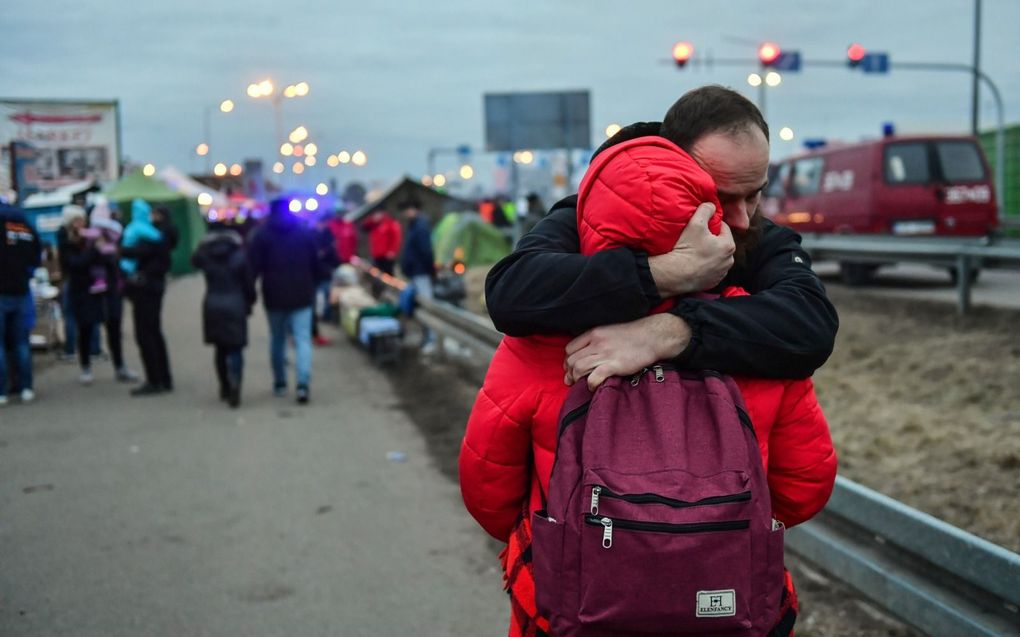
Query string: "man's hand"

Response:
xmin=564 ymin=314 xmax=693 ymax=390
xmin=648 ymin=203 xmax=735 ymax=297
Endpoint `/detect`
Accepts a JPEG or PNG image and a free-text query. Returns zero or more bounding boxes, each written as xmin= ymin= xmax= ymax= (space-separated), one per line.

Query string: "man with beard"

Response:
xmin=484 ymin=85 xmax=838 ymax=388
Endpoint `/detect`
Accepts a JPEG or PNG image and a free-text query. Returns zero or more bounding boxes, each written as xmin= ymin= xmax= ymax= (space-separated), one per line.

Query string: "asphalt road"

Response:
xmin=0 ymin=275 xmax=507 ymax=637
xmin=813 ymin=261 xmax=1020 ymax=309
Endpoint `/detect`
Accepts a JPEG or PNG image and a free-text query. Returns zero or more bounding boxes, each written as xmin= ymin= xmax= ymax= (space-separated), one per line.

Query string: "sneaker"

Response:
xmin=296 ymin=385 xmax=309 ymax=405
xmin=0 ymin=395 xmax=8 ymax=407
xmin=20 ymin=389 xmax=35 ymax=403
xmin=130 ymin=383 xmax=166 ymax=397
xmin=115 ymin=367 xmax=140 ymax=383
xmin=273 ymin=383 xmax=287 ymax=397
xmin=80 ymin=368 xmax=94 ymax=385
xmin=313 ymin=335 xmax=332 ymax=346
xmin=57 ymin=352 xmax=77 ymax=363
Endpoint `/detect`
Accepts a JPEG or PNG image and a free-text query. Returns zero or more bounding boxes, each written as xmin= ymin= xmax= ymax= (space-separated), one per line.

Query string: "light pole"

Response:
xmin=198 ymin=99 xmax=234 ymax=173
xmin=247 ymin=79 xmax=310 ymax=163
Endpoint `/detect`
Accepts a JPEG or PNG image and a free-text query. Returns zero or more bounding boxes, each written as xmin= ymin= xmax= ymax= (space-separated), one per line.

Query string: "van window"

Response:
xmin=936 ymin=141 xmax=986 ymax=182
xmin=792 ymin=157 xmax=823 ymax=195
xmin=885 ymin=143 xmax=930 ymax=184
xmin=766 ymin=163 xmax=790 ymax=197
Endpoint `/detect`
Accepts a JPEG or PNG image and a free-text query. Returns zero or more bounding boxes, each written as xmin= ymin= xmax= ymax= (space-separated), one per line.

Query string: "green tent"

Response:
xmin=432 ymin=212 xmax=511 ymax=267
xmin=104 ymin=169 xmax=206 ymax=274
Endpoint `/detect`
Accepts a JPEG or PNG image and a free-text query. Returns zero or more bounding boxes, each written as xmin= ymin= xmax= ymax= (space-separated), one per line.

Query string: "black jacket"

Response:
xmin=61 ymin=238 xmax=115 ymax=325
xmin=0 ymin=205 xmax=41 ymax=296
xmin=484 ymin=198 xmax=838 ymax=379
xmin=247 ymin=212 xmax=320 ymax=310
xmin=400 ymin=216 xmax=435 ymax=279
xmin=120 ymin=220 xmax=179 ymax=295
xmin=191 ymin=230 xmax=256 ymax=347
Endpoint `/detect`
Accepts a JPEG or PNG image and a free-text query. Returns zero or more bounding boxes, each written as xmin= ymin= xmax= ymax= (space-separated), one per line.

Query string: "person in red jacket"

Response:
xmin=362 ymin=208 xmax=402 ymax=275
xmin=327 ymin=208 xmax=358 ymax=265
xmin=459 ymin=137 xmax=837 ymax=637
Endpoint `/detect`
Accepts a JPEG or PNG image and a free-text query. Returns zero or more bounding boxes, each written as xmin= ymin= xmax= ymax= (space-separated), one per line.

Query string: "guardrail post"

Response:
xmin=956 ymin=254 xmax=973 ymax=315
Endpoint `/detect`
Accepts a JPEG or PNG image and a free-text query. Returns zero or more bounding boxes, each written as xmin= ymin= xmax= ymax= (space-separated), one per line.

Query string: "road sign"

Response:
xmin=861 ymin=52 xmax=890 ymax=74
xmin=773 ymin=51 xmax=801 ymax=72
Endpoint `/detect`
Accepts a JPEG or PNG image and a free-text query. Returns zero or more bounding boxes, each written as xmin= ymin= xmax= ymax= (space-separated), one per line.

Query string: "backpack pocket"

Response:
xmin=577 ymin=469 xmax=755 ymax=634
xmin=531 ymin=510 xmax=565 ymax=620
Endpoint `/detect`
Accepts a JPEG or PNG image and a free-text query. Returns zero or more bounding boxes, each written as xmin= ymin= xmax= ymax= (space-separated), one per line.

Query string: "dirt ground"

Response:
xmin=816 ymin=285 xmax=1020 ymax=554
xmin=383 ymin=267 xmax=1006 ymax=635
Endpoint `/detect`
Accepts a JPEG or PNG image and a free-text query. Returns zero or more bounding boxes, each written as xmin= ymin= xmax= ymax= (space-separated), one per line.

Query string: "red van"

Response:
xmin=763 ymin=135 xmax=998 ymax=236
xmin=761 ymin=135 xmax=998 ymax=283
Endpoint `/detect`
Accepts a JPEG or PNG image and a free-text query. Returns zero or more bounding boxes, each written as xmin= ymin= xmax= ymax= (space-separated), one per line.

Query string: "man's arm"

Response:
xmin=565 ymin=220 xmax=838 ymax=387
xmin=670 ymin=220 xmax=838 ymax=378
xmin=484 ymin=199 xmax=657 ymax=336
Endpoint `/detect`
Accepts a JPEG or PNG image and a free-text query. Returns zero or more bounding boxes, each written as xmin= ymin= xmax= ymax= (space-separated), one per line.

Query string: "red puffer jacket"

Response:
xmin=459 ymin=137 xmax=837 ymax=635
xmin=364 ymin=213 xmax=402 ymax=259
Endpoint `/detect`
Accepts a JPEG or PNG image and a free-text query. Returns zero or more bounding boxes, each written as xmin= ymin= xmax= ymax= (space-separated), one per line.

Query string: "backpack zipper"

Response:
xmin=557 ymin=401 xmax=591 ymax=437
xmin=590 ymin=486 xmax=751 ymax=516
xmin=585 ymin=515 xmax=750 ymax=549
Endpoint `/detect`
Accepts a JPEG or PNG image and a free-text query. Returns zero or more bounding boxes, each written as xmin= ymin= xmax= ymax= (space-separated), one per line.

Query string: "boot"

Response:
xmin=227 ymin=373 xmax=241 ymax=408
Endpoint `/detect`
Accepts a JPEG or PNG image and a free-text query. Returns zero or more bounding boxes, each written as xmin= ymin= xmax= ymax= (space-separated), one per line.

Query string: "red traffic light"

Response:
xmin=757 ymin=42 xmax=781 ymax=66
xmin=847 ymin=42 xmax=866 ymax=67
xmin=672 ymin=41 xmax=694 ymax=67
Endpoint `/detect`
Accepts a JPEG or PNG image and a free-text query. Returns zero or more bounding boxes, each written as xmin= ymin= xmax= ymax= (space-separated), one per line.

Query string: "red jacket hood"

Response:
xmin=576 ymin=136 xmax=723 ymax=256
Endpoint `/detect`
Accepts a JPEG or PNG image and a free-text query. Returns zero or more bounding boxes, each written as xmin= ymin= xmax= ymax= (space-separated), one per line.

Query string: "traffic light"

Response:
xmin=757 ymin=42 xmax=781 ymax=67
xmin=847 ymin=43 xmax=866 ymax=68
xmin=672 ymin=41 xmax=694 ymax=68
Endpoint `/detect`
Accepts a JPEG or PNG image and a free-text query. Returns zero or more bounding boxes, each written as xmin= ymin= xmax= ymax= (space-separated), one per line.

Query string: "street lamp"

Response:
xmin=779 ymin=126 xmax=795 ymax=141
xmin=199 ymin=100 xmax=234 ymax=172
xmin=248 ymin=78 xmax=311 ymax=156
xmin=351 ymin=150 xmax=367 ymax=166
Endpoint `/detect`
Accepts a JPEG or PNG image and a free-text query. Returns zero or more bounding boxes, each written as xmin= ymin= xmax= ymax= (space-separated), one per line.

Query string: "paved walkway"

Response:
xmin=0 ymin=275 xmax=507 ymax=636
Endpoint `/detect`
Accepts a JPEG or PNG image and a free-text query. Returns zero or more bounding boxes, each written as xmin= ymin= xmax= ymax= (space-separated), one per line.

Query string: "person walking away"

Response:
xmin=311 ymin=210 xmax=340 ymax=345
xmin=0 ymin=202 xmax=41 ymax=406
xmin=121 ymin=200 xmax=176 ymax=396
xmin=398 ymin=200 xmax=437 ymax=353
xmin=89 ymin=197 xmax=138 ymax=383
xmin=56 ymin=205 xmax=100 ymax=362
xmin=363 ymin=208 xmax=402 ymax=275
xmin=460 ymin=136 xmax=837 ymax=636
xmin=60 ymin=208 xmax=115 ymax=386
xmin=247 ymin=197 xmax=320 ymax=404
xmin=191 ymin=222 xmax=256 ymax=408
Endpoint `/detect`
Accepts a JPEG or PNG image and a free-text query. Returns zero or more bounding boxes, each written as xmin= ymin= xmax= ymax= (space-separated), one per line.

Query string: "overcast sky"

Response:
xmin=4 ymin=0 xmax=1019 ymax=194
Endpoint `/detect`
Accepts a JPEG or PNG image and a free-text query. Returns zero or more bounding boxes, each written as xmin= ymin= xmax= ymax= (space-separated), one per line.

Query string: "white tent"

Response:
xmin=157 ymin=166 xmax=228 ymax=207
xmin=21 ymin=178 xmax=97 ymax=209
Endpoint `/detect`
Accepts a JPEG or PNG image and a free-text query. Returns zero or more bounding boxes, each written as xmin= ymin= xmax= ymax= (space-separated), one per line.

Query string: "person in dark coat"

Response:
xmin=398 ymin=200 xmax=437 ymax=351
xmin=247 ymin=197 xmax=320 ymax=404
xmin=121 ymin=200 xmax=177 ymax=396
xmin=0 ymin=203 xmax=41 ymax=406
xmin=311 ymin=211 xmax=340 ymax=345
xmin=191 ymin=223 xmax=256 ymax=408
xmin=62 ymin=212 xmax=121 ymax=385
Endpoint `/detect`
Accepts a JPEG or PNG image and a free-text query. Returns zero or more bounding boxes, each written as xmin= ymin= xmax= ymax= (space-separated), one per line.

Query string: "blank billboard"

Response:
xmin=484 ymin=90 xmax=591 ymax=152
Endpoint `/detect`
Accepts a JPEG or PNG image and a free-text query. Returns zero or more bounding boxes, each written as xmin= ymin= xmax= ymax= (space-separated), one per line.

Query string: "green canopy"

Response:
xmin=432 ymin=212 xmax=511 ymax=267
xmin=105 ymin=169 xmax=205 ymax=274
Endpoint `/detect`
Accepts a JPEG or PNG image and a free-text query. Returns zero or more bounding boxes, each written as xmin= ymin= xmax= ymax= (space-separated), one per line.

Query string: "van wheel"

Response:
xmin=948 ymin=267 xmax=980 ymax=286
xmin=839 ymin=262 xmax=877 ymax=286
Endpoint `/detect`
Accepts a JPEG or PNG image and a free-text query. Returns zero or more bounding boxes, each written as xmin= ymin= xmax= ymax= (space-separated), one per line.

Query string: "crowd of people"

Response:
xmin=0 ymin=192 xmax=437 ymax=410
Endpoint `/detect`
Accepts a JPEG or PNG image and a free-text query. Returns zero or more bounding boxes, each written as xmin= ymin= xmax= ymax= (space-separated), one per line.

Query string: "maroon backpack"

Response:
xmin=531 ymin=366 xmax=786 ymax=636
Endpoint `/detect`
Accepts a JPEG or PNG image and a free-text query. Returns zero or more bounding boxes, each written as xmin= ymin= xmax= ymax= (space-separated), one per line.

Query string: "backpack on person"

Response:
xmin=531 ymin=365 xmax=786 ymax=636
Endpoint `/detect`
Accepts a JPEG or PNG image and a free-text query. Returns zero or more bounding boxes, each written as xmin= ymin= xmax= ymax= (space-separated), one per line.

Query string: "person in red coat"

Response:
xmin=327 ymin=209 xmax=358 ymax=265
xmin=361 ymin=208 xmax=402 ymax=275
xmin=459 ymin=137 xmax=837 ymax=637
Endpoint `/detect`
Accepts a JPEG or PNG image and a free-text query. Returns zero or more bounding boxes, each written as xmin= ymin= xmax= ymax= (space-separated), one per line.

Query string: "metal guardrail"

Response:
xmin=352 ymin=260 xmax=1020 ymax=636
xmin=800 ymin=233 xmax=1020 ymax=314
